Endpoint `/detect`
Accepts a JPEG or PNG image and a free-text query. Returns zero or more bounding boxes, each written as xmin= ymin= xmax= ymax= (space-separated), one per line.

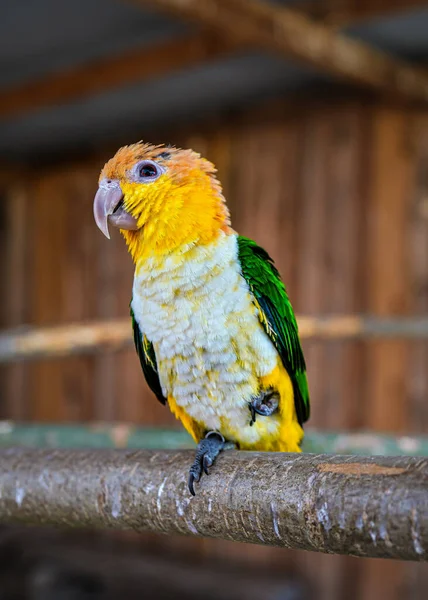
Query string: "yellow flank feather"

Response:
xmin=257 ymin=362 xmax=303 ymax=452
xmin=167 ymin=357 xmax=303 ymax=452
xmin=167 ymin=394 xmax=205 ymax=443
xmin=218 ymin=359 xmax=303 ymax=452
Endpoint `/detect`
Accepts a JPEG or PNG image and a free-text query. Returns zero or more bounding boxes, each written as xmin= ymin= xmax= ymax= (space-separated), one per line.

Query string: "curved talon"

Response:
xmin=249 ymin=404 xmax=257 ymax=426
xmin=203 ymin=454 xmax=212 ymax=475
xmin=187 ymin=431 xmax=228 ymax=495
xmin=188 ymin=472 xmax=197 ymax=496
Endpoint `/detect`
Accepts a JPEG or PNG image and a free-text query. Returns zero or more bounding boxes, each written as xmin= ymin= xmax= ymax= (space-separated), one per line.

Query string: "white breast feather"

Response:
xmin=131 ymin=232 xmax=280 ymax=443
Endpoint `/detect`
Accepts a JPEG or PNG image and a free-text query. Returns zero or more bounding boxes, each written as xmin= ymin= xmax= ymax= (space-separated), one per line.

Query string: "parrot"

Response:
xmin=93 ymin=142 xmax=310 ymax=495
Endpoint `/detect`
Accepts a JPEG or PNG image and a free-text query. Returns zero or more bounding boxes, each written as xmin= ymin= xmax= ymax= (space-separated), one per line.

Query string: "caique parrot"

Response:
xmin=93 ymin=142 xmax=310 ymax=495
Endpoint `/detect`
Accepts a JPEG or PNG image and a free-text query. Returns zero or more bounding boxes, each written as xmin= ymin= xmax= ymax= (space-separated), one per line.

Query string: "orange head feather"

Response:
xmin=95 ymin=142 xmax=232 ymax=263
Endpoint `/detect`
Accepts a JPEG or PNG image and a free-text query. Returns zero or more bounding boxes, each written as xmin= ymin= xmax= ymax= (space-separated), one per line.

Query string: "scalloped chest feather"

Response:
xmin=130 ymin=232 xmax=280 ymax=443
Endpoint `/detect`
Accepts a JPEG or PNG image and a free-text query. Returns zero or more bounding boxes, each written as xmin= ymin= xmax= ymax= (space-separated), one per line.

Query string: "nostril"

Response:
xmin=100 ymin=178 xmax=119 ymax=191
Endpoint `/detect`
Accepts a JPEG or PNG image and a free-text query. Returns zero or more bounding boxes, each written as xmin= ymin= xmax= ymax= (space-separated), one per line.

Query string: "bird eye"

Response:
xmin=139 ymin=162 xmax=158 ymax=179
xmin=131 ymin=159 xmax=164 ymax=183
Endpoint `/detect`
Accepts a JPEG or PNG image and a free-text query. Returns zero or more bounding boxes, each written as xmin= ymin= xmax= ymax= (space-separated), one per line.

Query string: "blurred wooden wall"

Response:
xmin=1 ymin=96 xmax=428 ymax=599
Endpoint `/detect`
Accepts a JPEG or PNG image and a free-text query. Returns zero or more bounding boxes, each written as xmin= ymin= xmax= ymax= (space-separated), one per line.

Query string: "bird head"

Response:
xmin=93 ymin=142 xmax=231 ymax=262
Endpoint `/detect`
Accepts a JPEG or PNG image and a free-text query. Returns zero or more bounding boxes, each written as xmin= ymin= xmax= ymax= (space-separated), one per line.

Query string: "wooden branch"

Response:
xmin=0 ymin=448 xmax=426 ymax=560
xmin=134 ymin=0 xmax=428 ymax=102
xmin=0 ymin=422 xmax=427 ymax=457
xmin=3 ymin=1 xmax=427 ymax=119
xmin=298 ymin=0 xmax=428 ymax=28
xmin=0 ymin=319 xmax=130 ymax=362
xmin=2 ymin=316 xmax=428 ymax=362
xmin=0 ymin=34 xmax=235 ymax=119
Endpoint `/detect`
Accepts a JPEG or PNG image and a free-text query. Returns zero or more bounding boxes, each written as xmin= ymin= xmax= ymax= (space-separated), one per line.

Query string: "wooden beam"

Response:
xmin=3 ymin=316 xmax=428 ymax=362
xmin=0 ymin=34 xmax=235 ymax=119
xmin=0 ymin=447 xmax=427 ymax=560
xmin=134 ymin=0 xmax=428 ymax=102
xmin=2 ymin=1 xmax=427 ymax=120
xmin=299 ymin=0 xmax=428 ymax=28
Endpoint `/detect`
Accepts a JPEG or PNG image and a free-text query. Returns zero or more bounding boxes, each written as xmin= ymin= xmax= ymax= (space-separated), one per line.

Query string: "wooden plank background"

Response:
xmin=1 ymin=96 xmax=427 ymax=598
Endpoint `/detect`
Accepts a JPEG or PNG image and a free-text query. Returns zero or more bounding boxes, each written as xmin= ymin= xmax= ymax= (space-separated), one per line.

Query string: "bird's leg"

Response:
xmin=249 ymin=389 xmax=279 ymax=425
xmin=188 ymin=431 xmax=234 ymax=496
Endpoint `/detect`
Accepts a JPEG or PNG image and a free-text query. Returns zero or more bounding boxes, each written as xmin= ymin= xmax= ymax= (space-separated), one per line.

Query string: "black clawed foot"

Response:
xmin=249 ymin=390 xmax=279 ymax=425
xmin=188 ymin=431 xmax=226 ymax=496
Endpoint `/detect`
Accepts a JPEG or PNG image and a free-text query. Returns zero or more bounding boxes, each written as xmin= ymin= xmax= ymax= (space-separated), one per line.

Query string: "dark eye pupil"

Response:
xmin=140 ymin=164 xmax=157 ymax=178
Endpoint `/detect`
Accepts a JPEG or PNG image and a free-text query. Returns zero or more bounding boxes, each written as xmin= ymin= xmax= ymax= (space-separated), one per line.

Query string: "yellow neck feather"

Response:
xmin=120 ymin=169 xmax=232 ymax=265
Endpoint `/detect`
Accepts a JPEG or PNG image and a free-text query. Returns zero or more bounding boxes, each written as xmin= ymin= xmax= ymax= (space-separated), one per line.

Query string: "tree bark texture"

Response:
xmin=0 ymin=448 xmax=426 ymax=561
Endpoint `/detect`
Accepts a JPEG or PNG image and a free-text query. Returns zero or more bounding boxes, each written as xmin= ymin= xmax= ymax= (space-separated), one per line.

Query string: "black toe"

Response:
xmin=188 ymin=432 xmax=225 ymax=495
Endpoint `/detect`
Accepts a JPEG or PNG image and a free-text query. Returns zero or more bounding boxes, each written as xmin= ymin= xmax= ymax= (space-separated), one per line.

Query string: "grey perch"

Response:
xmin=0 ymin=448 xmax=426 ymax=561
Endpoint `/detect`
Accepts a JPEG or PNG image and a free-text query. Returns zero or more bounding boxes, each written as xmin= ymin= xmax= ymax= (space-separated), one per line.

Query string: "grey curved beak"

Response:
xmin=93 ymin=179 xmax=123 ymax=239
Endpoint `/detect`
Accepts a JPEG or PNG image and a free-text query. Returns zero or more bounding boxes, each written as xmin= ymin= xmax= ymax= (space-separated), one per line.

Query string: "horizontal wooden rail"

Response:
xmin=2 ymin=0 xmax=428 ymax=120
xmin=0 ymin=33 xmax=236 ymax=119
xmin=1 ymin=316 xmax=428 ymax=362
xmin=1 ymin=422 xmax=427 ymax=457
xmin=298 ymin=0 xmax=428 ymax=28
xmin=136 ymin=0 xmax=428 ymax=103
xmin=0 ymin=448 xmax=426 ymax=560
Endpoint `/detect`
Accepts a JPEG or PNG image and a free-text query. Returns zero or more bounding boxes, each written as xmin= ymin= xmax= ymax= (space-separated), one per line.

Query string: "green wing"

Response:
xmin=237 ymin=236 xmax=310 ymax=425
xmin=130 ymin=304 xmax=166 ymax=406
